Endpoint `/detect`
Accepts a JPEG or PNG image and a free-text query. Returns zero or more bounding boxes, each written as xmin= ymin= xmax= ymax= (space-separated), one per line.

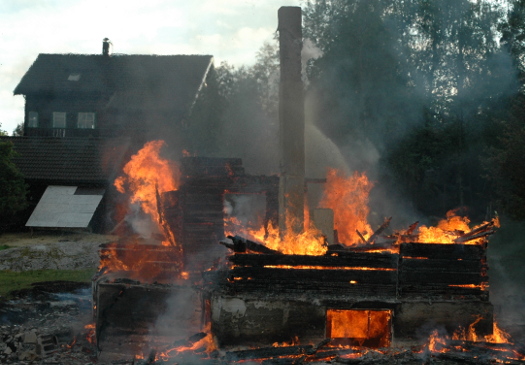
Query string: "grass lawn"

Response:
xmin=0 ymin=269 xmax=96 ymax=298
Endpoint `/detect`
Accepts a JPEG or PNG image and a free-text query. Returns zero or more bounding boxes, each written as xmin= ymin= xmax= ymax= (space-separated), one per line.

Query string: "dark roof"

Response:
xmin=0 ymin=136 xmax=131 ymax=184
xmin=14 ymin=54 xmax=213 ymax=113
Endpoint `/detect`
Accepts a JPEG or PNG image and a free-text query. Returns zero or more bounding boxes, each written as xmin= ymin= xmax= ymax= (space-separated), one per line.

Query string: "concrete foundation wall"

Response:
xmin=211 ymin=294 xmax=494 ymax=347
xmin=211 ymin=295 xmax=325 ymax=346
xmin=393 ymin=301 xmax=494 ymax=344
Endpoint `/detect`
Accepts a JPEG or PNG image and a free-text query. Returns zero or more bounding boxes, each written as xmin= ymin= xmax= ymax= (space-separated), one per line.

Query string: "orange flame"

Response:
xmin=225 ymin=216 xmax=327 ymax=255
xmin=115 ymin=140 xmax=180 ymax=223
xmin=156 ymin=323 xmax=217 ymax=360
xmin=319 ymin=169 xmax=373 ymax=245
xmin=428 ymin=329 xmax=449 ymax=353
xmin=84 ymin=323 xmax=96 ymax=345
xmin=225 ymin=168 xmax=498 ymax=254
xmin=102 ymin=140 xmax=184 ymax=281
xmin=417 ymin=210 xmax=471 ymax=244
xmin=453 ymin=317 xmax=514 ymax=345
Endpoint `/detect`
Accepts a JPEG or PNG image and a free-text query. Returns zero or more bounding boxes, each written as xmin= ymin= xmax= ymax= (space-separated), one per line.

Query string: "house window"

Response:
xmin=77 ymin=112 xmax=95 ymax=129
xmin=52 ymin=112 xmax=67 ymax=128
xmin=28 ymin=111 xmax=38 ymax=128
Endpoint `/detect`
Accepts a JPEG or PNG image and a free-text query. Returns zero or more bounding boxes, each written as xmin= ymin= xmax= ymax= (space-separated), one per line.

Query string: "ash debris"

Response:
xmin=0 ymin=282 xmax=96 ymax=364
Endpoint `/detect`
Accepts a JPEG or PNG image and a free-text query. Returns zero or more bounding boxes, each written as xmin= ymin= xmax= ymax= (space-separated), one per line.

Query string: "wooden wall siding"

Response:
xmin=223 ymin=242 xmax=489 ymax=301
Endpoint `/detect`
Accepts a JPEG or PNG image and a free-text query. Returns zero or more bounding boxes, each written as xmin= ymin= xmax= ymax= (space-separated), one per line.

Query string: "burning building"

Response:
xmin=90 ymin=6 xmax=523 ymax=364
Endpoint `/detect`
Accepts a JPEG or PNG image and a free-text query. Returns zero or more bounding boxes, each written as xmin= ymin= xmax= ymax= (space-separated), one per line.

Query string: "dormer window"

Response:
xmin=68 ymin=73 xmax=81 ymax=81
xmin=28 ymin=111 xmax=38 ymax=127
xmin=77 ymin=112 xmax=95 ymax=129
xmin=53 ymin=112 xmax=66 ymax=128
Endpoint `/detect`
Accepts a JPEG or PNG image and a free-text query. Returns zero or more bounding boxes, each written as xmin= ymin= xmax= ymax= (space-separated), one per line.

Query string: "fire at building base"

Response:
xmin=90 ymin=6 xmax=524 ymax=364
xmin=90 ymin=154 xmax=523 ymax=364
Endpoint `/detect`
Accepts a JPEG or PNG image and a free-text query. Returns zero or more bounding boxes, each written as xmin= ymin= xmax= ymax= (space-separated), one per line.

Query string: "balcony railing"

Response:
xmin=25 ymin=128 xmax=103 ymax=138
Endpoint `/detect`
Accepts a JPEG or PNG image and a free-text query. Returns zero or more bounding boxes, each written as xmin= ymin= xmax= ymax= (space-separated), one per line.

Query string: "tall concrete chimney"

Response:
xmin=278 ymin=7 xmax=305 ymax=235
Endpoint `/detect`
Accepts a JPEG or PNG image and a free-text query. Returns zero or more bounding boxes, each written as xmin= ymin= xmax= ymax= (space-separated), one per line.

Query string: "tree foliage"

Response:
xmin=0 ymin=141 xmax=28 ymax=220
xmin=301 ymin=0 xmax=521 ymax=219
xmin=0 ymin=123 xmax=8 ymax=136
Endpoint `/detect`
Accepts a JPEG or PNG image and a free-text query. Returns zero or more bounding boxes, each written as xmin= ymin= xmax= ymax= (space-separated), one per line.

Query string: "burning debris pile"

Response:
xmin=87 ymin=6 xmax=524 ymax=364
xmin=85 ymin=138 xmax=525 ymax=364
xmin=0 ymin=282 xmax=97 ymax=364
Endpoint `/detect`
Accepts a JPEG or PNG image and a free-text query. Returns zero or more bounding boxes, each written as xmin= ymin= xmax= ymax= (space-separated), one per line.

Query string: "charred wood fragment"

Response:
xmin=366 ymin=217 xmax=392 ymax=245
xmin=356 ymin=230 xmax=367 ymax=244
xmin=229 ymin=252 xmax=397 ymax=269
xmin=225 ymin=345 xmax=313 ymax=361
xmin=400 ymin=258 xmax=483 ymax=273
xmin=453 ymin=217 xmax=499 ymax=244
xmin=230 ymin=267 xmax=396 ymax=283
xmin=400 ymin=243 xmax=485 ymax=260
xmin=221 ymin=235 xmax=282 ymax=255
xmin=406 ymin=221 xmax=419 ymax=235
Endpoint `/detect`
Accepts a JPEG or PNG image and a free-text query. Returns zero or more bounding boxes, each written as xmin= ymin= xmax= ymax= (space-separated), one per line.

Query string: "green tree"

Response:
xmin=12 ymin=123 xmax=24 ymax=137
xmin=302 ymin=0 xmax=517 ymax=217
xmin=0 ymin=123 xmax=7 ymax=136
xmin=212 ymin=43 xmax=281 ymax=174
xmin=304 ymin=0 xmax=419 ymax=152
xmin=484 ymin=94 xmax=525 ymax=219
xmin=0 ymin=141 xmax=28 ymax=225
xmin=483 ymin=0 xmax=525 ymax=219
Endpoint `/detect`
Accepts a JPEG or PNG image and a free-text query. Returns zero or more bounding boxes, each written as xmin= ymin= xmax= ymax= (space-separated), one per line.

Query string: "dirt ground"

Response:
xmin=0 ymin=231 xmax=113 ymax=364
xmin=0 ymin=231 xmax=117 ymax=272
xmin=0 ymin=231 xmax=115 ymax=247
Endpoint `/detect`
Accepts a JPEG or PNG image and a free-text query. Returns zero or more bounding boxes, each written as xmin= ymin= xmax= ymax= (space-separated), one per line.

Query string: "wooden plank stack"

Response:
xmin=398 ymin=242 xmax=488 ymax=300
xmin=224 ymin=251 xmax=399 ymax=298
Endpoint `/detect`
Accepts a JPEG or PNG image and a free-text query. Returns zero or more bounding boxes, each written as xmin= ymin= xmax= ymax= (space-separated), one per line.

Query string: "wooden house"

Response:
xmin=14 ymin=47 xmax=214 ymax=145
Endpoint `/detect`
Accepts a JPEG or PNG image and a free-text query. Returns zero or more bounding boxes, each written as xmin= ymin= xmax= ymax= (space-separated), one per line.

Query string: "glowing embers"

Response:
xmin=326 ymin=309 xmax=392 ymax=348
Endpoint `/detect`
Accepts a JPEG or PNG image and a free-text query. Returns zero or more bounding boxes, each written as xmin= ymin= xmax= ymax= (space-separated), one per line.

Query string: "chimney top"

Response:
xmin=102 ymin=38 xmax=111 ymax=57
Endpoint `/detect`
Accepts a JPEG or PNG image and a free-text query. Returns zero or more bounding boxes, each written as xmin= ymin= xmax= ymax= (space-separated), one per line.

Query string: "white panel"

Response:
xmin=26 ymin=186 xmax=104 ymax=228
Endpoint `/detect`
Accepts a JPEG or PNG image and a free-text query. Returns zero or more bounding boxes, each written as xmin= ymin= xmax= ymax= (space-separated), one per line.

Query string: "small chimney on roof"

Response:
xmin=102 ymin=38 xmax=111 ymax=56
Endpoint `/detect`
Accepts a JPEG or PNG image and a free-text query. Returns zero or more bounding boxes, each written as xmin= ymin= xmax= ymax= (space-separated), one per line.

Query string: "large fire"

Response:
xmin=225 ymin=167 xmax=499 ymax=255
xmin=411 ymin=209 xmax=500 ymax=245
xmin=319 ymin=169 xmax=374 ymax=245
xmin=224 ymin=216 xmax=327 ymax=255
xmin=422 ymin=319 xmax=525 ymax=362
xmin=99 ymin=140 xmax=183 ymax=281
xmin=114 ymin=140 xmax=180 ymax=225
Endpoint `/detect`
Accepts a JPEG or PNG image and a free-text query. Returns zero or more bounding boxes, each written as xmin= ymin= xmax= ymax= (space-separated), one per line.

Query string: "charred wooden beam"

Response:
xmin=228 ymin=252 xmax=398 ymax=269
xmin=356 ymin=230 xmax=367 ymax=244
xmin=366 ymin=217 xmax=392 ymax=245
xmin=400 ymin=258 xmax=484 ymax=273
xmin=400 ymin=242 xmax=485 ymax=260
xmin=221 ymin=235 xmax=282 ymax=255
xmin=225 ymin=345 xmax=313 ymax=361
xmin=230 ymin=267 xmax=397 ymax=283
xmin=454 ymin=218 xmax=499 ymax=243
xmin=399 ymin=271 xmax=483 ymax=285
xmin=406 ymin=221 xmax=419 ymax=235
xmin=222 ymin=282 xmax=398 ymax=297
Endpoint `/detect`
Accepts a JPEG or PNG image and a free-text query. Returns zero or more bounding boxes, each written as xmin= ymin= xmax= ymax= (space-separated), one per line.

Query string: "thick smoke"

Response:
xmin=487 ymin=219 xmax=525 ymax=336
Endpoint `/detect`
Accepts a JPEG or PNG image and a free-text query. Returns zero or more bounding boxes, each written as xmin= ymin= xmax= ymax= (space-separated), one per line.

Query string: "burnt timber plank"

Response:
xmin=223 ymin=281 xmax=397 ymax=297
xmin=229 ymin=253 xmax=398 ymax=269
xmin=230 ymin=267 xmax=397 ymax=283
xmin=399 ymin=270 xmax=482 ymax=285
xmin=400 ymin=258 xmax=483 ymax=272
xmin=400 ymin=243 xmax=485 ymax=260
xmin=399 ymin=285 xmax=488 ymax=300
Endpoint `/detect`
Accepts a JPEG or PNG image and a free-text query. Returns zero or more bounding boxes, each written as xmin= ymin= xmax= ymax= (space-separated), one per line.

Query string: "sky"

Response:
xmin=0 ymin=0 xmax=301 ymax=135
